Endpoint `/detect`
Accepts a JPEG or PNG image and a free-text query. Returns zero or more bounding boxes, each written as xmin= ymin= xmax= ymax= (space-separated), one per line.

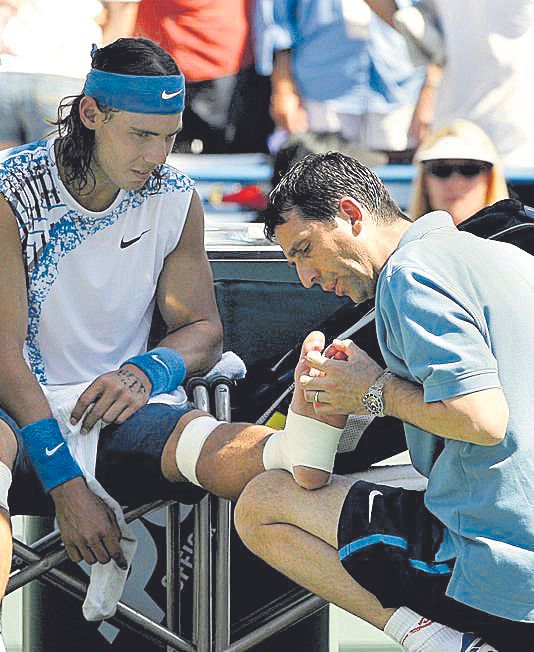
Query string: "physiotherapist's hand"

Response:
xmin=290 ymin=332 xmax=347 ymax=429
xmin=51 ymin=477 xmax=127 ymax=569
xmin=300 ymin=339 xmax=384 ymax=416
xmin=70 ymin=365 xmax=151 ymax=434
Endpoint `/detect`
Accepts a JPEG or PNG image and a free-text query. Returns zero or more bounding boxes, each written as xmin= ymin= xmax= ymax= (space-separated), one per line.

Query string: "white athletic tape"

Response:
xmin=263 ymin=407 xmax=343 ymax=475
xmin=262 ymin=430 xmax=293 ymax=473
xmin=0 ymin=461 xmax=12 ymax=512
xmin=175 ymin=416 xmax=225 ymax=486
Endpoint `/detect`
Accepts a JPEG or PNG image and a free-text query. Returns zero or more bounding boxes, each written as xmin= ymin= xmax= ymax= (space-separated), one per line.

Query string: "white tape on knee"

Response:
xmin=0 ymin=461 xmax=12 ymax=512
xmin=175 ymin=416 xmax=225 ymax=486
xmin=263 ymin=407 xmax=343 ymax=475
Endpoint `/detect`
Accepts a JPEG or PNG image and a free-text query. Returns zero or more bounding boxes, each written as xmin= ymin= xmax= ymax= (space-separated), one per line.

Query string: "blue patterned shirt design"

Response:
xmin=0 ymin=140 xmax=193 ymax=382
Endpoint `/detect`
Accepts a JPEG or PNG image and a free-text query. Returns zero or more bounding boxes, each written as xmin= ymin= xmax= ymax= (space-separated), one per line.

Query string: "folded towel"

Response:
xmin=202 ymin=351 xmax=247 ymax=383
xmin=82 ymin=473 xmax=137 ymax=621
xmin=43 ymin=382 xmax=101 ymax=476
xmin=42 ymin=383 xmax=137 ymax=621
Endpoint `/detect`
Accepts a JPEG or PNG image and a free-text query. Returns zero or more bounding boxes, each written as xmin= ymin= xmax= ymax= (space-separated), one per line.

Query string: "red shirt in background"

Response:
xmin=135 ymin=0 xmax=253 ymax=83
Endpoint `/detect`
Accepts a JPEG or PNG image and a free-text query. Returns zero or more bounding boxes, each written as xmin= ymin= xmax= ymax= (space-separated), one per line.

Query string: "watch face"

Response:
xmin=366 ymin=395 xmax=383 ymax=414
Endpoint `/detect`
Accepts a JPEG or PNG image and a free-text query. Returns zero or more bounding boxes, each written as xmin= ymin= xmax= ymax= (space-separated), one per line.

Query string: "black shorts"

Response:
xmin=1 ymin=403 xmax=206 ymax=516
xmin=337 ymin=481 xmax=533 ymax=652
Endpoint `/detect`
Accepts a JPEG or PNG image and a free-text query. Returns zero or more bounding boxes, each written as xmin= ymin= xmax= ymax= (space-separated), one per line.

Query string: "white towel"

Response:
xmin=82 ymin=473 xmax=137 ymax=621
xmin=41 ymin=377 xmax=197 ymax=620
xmin=202 ymin=351 xmax=247 ymax=383
xmin=42 ymin=382 xmax=101 ymax=476
xmin=42 ymin=383 xmax=137 ymax=621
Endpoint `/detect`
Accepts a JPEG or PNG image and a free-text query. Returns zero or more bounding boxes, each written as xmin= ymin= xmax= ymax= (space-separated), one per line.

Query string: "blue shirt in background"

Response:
xmin=375 ymin=211 xmax=534 ymax=622
xmin=254 ymin=0 xmax=423 ymax=115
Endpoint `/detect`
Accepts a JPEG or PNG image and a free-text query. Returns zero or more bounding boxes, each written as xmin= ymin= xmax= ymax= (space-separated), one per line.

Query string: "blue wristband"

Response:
xmin=20 ymin=418 xmax=83 ymax=493
xmin=122 ymin=347 xmax=187 ymax=396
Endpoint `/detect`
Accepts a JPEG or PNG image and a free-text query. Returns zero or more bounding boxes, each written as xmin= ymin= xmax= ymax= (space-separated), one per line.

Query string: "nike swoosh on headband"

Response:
xmin=161 ymin=89 xmax=184 ymax=100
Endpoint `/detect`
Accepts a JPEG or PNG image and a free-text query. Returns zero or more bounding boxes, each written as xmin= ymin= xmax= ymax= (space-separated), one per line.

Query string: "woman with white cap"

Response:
xmin=410 ymin=119 xmax=509 ymax=225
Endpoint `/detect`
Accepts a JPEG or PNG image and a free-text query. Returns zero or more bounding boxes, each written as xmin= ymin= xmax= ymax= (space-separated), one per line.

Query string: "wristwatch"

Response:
xmin=361 ymin=370 xmax=393 ymax=417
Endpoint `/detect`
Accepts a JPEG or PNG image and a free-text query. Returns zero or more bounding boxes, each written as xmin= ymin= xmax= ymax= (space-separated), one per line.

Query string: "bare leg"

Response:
xmin=161 ymin=331 xmax=338 ymax=498
xmin=0 ymin=421 xmax=17 ymax=601
xmin=234 ymin=470 xmax=396 ymax=631
xmin=161 ymin=410 xmax=273 ymax=499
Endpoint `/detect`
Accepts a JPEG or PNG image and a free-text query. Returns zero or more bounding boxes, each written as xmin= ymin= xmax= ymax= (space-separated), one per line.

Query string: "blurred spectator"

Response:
xmin=134 ymin=0 xmax=272 ymax=153
xmin=254 ymin=0 xmax=423 ymax=160
xmin=0 ymin=0 xmax=138 ymax=148
xmin=410 ymin=119 xmax=509 ymax=225
xmin=365 ymin=0 xmax=534 ymax=167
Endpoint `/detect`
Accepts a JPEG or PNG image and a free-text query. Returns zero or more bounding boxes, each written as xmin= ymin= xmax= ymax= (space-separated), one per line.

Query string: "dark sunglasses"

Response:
xmin=423 ymin=161 xmax=493 ymax=179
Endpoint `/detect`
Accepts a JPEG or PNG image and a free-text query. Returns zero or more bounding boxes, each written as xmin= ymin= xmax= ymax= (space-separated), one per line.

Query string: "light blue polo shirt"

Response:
xmin=254 ymin=0 xmax=423 ymax=115
xmin=375 ymin=211 xmax=534 ymax=622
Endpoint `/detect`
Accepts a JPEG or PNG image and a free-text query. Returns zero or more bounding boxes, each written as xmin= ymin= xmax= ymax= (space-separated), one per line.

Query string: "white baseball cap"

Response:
xmin=414 ymin=134 xmax=497 ymax=165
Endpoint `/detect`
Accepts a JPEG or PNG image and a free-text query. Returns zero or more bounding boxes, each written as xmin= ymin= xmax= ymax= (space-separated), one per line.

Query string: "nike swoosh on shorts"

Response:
xmin=368 ymin=489 xmax=383 ymax=522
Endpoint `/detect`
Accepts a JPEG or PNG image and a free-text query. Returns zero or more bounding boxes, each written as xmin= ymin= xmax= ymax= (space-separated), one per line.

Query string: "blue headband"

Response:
xmin=83 ymin=67 xmax=185 ymax=114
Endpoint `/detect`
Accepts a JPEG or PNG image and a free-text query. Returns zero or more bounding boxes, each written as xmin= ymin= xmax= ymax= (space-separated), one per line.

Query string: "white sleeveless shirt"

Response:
xmin=0 ymin=137 xmax=194 ymax=391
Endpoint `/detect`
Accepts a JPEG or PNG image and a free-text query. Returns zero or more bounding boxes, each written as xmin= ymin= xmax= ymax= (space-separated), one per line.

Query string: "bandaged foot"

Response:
xmin=263 ymin=407 xmax=343 ymax=476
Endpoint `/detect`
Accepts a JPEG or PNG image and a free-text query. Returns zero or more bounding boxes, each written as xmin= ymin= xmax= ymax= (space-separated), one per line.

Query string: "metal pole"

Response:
xmin=222 ymin=595 xmax=326 ymax=652
xmin=9 ymin=501 xmax=168 ymax=592
xmin=6 ymin=500 xmax=167 ymax=595
xmin=12 ymin=540 xmax=196 ymax=652
xmin=213 ymin=383 xmax=232 ymax=651
xmin=167 ymin=502 xmax=182 ymax=652
xmin=192 ymin=383 xmax=213 ymax=651
xmin=192 ymin=384 xmax=210 ymax=413
xmin=194 ymin=495 xmax=212 ymax=652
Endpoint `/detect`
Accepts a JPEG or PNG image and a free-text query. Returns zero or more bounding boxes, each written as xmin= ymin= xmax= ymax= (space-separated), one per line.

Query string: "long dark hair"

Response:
xmin=54 ymin=38 xmax=180 ymax=193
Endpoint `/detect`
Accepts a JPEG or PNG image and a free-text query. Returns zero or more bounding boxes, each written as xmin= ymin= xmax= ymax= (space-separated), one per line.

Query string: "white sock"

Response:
xmin=384 ymin=607 xmax=469 ymax=651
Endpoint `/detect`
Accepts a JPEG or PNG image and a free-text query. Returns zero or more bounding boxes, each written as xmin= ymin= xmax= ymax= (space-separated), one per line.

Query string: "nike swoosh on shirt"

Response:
xmin=45 ymin=443 xmax=65 ymax=456
xmin=120 ymin=229 xmax=151 ymax=249
xmin=368 ymin=489 xmax=383 ymax=523
xmin=161 ymin=89 xmax=184 ymax=100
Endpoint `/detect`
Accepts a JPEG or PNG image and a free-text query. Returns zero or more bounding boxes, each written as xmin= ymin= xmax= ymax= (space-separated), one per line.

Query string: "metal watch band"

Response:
xmin=361 ymin=369 xmax=394 ymax=418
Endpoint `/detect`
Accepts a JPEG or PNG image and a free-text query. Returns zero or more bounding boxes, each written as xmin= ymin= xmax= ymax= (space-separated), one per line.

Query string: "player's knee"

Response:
xmin=174 ymin=411 xmax=226 ymax=486
xmin=234 ymin=470 xmax=290 ymax=548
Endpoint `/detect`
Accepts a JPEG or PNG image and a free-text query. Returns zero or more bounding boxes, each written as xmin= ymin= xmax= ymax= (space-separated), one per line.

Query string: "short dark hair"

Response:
xmin=264 ymin=151 xmax=406 ymax=240
xmin=54 ymin=38 xmax=181 ymax=193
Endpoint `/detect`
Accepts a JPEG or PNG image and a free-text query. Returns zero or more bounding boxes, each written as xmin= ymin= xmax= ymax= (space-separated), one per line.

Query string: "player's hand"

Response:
xmin=70 ymin=365 xmax=151 ymax=434
xmin=290 ymin=332 xmax=347 ymax=429
xmin=51 ymin=477 xmax=127 ymax=568
xmin=300 ymin=339 xmax=384 ymax=416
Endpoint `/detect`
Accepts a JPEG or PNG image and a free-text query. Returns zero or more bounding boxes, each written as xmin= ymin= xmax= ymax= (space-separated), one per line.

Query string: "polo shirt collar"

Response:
xmin=397 ymin=210 xmax=455 ymax=249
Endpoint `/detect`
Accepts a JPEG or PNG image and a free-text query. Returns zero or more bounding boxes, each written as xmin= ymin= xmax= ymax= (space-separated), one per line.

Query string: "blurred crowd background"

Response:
xmin=1 ymin=0 xmax=534 ymax=220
